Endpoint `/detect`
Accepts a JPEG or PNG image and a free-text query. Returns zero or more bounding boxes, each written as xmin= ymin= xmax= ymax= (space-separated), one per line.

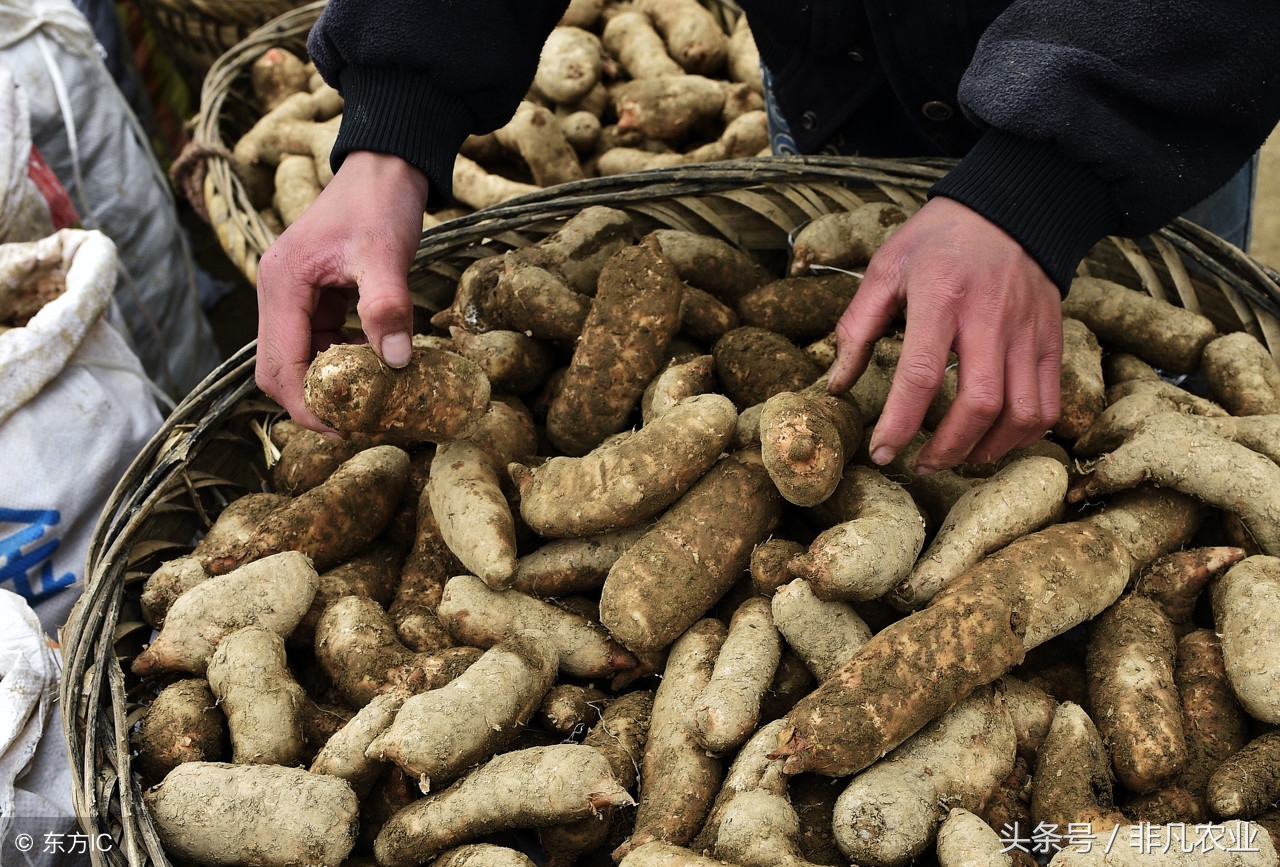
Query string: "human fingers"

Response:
xmin=868 ymin=288 xmax=968 ymax=470
xmin=828 ymin=262 xmax=906 ymax=394
xmin=967 ymin=316 xmax=1062 ymax=461
xmin=256 ymin=237 xmax=340 ymax=434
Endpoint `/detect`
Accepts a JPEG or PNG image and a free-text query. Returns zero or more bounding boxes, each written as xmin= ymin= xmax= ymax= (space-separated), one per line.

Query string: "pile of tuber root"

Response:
xmin=130 ymin=199 xmax=1280 ymax=867
xmin=227 ymin=0 xmax=769 ymax=239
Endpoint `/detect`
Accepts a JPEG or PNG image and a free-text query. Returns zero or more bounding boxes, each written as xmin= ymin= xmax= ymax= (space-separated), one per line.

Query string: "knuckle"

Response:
xmin=895 ymin=357 xmax=945 ymax=395
xmin=955 ymin=385 xmax=1003 ymax=424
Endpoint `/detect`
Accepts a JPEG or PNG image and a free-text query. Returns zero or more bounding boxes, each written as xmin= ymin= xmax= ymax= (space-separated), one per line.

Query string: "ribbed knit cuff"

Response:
xmin=929 ymin=129 xmax=1121 ymax=294
xmin=332 ymin=66 xmax=476 ymax=205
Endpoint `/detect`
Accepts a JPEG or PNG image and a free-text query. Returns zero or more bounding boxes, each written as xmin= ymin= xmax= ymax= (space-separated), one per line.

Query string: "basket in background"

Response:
xmin=189 ymin=0 xmax=748 ymax=285
xmin=132 ymin=0 xmax=319 ymax=102
xmin=60 ymin=158 xmax=1280 ymax=866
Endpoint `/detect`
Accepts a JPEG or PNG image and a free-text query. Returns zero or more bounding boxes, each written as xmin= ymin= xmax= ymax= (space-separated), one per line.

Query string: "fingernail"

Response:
xmin=914 ymin=463 xmax=936 ymax=477
xmin=382 ymin=332 xmax=412 ymax=367
xmin=870 ymin=446 xmax=894 ymax=466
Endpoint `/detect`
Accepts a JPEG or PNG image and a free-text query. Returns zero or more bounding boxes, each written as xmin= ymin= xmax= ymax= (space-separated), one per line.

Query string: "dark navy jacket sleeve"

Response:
xmin=931 ymin=0 xmax=1280 ymax=290
xmin=307 ymin=0 xmax=569 ymax=204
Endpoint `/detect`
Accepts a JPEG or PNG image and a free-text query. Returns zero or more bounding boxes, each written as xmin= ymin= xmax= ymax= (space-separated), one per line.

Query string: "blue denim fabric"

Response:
xmin=1180 ymin=155 xmax=1259 ymax=251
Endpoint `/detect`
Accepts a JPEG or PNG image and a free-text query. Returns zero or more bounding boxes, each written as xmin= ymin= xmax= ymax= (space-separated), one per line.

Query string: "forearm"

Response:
xmin=946 ymin=0 xmax=1280 ymax=277
xmin=307 ymin=0 xmax=570 ymax=202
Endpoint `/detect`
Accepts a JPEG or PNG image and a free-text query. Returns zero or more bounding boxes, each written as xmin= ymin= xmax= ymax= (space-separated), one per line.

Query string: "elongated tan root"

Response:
xmin=436 ymin=573 xmax=637 ymax=679
xmin=314 ymin=594 xmax=482 ymax=707
xmin=512 ymin=393 xmax=737 ymax=538
xmin=374 ymin=744 xmax=634 ymax=867
xmin=1061 ymin=276 xmax=1220 ymax=374
xmin=600 ymin=448 xmax=783 ymax=653
xmin=132 ymin=551 xmax=318 ymax=677
xmin=305 ymin=346 xmax=490 ymax=445
xmin=428 ymin=399 xmax=536 ymax=587
xmin=310 ymin=691 xmax=406 ymax=798
xmin=1210 ymin=555 xmax=1280 ymax=723
xmin=206 ymin=626 xmax=308 ymax=767
xmin=936 ymin=807 xmax=1014 ymax=867
xmin=888 ymin=456 xmax=1067 ymax=610
xmin=770 ymin=578 xmax=872 ymax=682
xmin=619 ymin=619 xmax=727 ymax=858
xmin=1070 ymin=412 xmax=1280 ymax=555
xmin=688 ymin=595 xmax=781 ymax=754
xmin=788 ymin=202 xmax=909 ymax=276
xmin=144 ymin=762 xmax=359 ymax=867
xmin=204 ymin=444 xmax=412 ymax=575
xmin=831 ymin=685 xmax=1017 ymax=867
xmin=1085 ymin=594 xmax=1186 ymax=794
xmin=366 ymin=636 xmax=559 ymax=791
xmin=1030 ymin=702 xmax=1127 ymax=836
xmin=714 ymin=789 xmax=829 ymax=867
xmin=789 ymin=465 xmax=926 ymax=602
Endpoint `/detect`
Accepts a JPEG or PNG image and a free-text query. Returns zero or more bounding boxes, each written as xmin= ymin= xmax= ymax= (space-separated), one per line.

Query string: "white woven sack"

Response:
xmin=0 ymin=588 xmax=77 ymax=865
xmin=0 ymin=61 xmax=54 ymax=245
xmin=0 ymin=229 xmax=164 ymax=637
xmin=0 ymin=0 xmax=221 ymax=399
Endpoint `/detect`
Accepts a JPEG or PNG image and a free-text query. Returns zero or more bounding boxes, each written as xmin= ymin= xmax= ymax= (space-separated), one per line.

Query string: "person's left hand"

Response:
xmin=826 ymin=195 xmax=1064 ymax=474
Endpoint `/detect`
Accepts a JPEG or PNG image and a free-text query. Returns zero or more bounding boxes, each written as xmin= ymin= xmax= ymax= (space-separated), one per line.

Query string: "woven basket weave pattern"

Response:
xmin=67 ymin=137 xmax=1280 ymax=867
xmin=135 ymin=0 xmax=316 ymax=98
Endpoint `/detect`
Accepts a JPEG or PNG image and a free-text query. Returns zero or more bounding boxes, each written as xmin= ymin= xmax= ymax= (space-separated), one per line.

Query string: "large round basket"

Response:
xmin=60 ymin=158 xmax=1280 ymax=866
xmin=132 ymin=0 xmax=319 ymax=102
xmin=187 ymin=1 xmax=324 ymax=283
xmin=188 ymin=0 xmax=751 ymax=286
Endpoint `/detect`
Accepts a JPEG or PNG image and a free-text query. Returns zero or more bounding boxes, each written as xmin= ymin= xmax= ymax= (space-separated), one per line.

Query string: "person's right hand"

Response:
xmin=255 ymin=150 xmax=431 ymax=432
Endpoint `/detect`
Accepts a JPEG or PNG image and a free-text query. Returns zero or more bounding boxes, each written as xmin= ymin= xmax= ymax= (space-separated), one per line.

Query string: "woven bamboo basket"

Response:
xmin=189 ymin=0 xmax=752 ymax=286
xmin=133 ymin=0 xmax=319 ymax=102
xmin=61 ymin=159 xmax=1280 ymax=866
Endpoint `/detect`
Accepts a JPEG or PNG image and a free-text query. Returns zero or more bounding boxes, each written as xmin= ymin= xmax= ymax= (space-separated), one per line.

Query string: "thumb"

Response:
xmin=355 ymin=262 xmax=416 ymax=368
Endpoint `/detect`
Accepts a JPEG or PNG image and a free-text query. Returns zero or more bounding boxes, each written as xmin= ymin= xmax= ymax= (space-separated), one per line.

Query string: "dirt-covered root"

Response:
xmin=600 ymin=448 xmax=783 ymax=654
xmin=365 ymin=636 xmax=558 ymax=791
xmin=687 ymin=596 xmax=781 ymax=754
xmin=770 ymin=578 xmax=872 ymax=683
xmin=936 ymin=807 xmax=1014 ymax=867
xmin=758 ymin=381 xmax=862 ymax=507
xmin=888 ymin=455 xmax=1068 ymax=611
xmin=512 ymin=392 xmax=737 ymax=538
xmin=310 ymin=691 xmax=406 ymax=798
xmin=131 ymin=550 xmax=318 ymax=678
xmin=1061 ymin=275 xmax=1220 ymax=374
xmin=830 ymin=686 xmax=1017 ymax=867
xmin=436 ymin=573 xmax=637 ymax=680
xmin=1030 ymin=702 xmax=1127 ymax=836
xmin=788 ymin=465 xmax=926 ymax=602
xmin=205 ymin=444 xmax=412 ymax=575
xmin=1210 ymin=555 xmax=1280 ymax=723
xmin=1206 ymin=730 xmax=1280 ymax=820
xmin=373 ymin=744 xmax=634 ymax=867
xmin=304 ymin=344 xmax=491 ymax=443
xmin=206 ymin=626 xmax=308 ymax=767
xmin=619 ymin=619 xmax=726 ymax=858
xmin=1070 ymin=412 xmax=1280 ymax=556
xmin=143 ymin=762 xmax=359 ymax=867
xmin=712 ymin=789 xmax=829 ymax=867
xmin=1085 ymin=594 xmax=1186 ymax=794
xmin=773 ymin=576 xmax=1025 ymax=778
